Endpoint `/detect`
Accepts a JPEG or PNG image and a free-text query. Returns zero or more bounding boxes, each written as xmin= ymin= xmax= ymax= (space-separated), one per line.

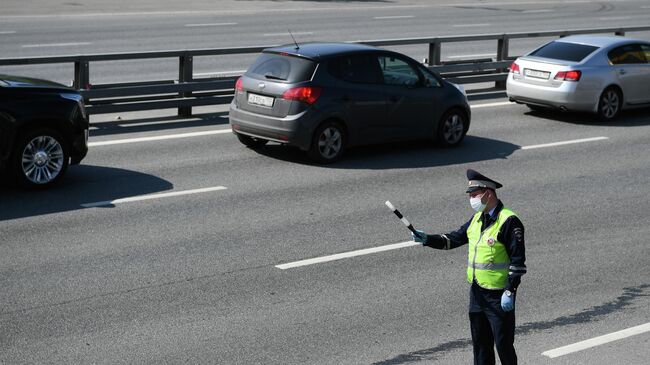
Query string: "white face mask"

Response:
xmin=470 ymin=193 xmax=487 ymax=212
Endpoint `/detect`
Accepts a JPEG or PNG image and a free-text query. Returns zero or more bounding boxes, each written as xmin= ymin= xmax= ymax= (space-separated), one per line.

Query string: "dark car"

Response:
xmin=229 ymin=43 xmax=471 ymax=162
xmin=0 ymin=75 xmax=89 ymax=188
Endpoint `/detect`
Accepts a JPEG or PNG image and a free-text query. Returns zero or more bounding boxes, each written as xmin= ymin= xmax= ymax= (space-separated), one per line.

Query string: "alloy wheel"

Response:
xmin=317 ymin=127 xmax=342 ymax=159
xmin=442 ymin=112 xmax=465 ymax=144
xmin=21 ymin=135 xmax=65 ymax=185
xmin=600 ymin=89 xmax=620 ymax=120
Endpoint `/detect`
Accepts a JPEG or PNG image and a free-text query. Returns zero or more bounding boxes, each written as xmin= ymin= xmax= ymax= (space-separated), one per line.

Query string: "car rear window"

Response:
xmin=529 ymin=41 xmax=599 ymax=62
xmin=245 ymin=52 xmax=317 ymax=83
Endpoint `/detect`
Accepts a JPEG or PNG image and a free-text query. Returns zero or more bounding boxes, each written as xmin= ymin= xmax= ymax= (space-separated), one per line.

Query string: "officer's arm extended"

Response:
xmin=419 ymin=219 xmax=471 ymax=250
xmin=498 ymin=216 xmax=527 ymax=292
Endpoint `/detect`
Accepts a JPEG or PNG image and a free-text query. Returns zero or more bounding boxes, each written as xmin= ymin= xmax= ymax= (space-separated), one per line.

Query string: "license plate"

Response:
xmin=524 ymin=69 xmax=550 ymax=79
xmin=248 ymin=93 xmax=274 ymax=107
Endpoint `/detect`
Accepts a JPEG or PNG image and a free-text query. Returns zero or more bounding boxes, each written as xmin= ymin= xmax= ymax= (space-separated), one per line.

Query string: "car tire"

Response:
xmin=308 ymin=121 xmax=346 ymax=163
xmin=436 ymin=108 xmax=467 ymax=147
xmin=597 ymin=87 xmax=622 ymax=122
xmin=10 ymin=128 xmax=69 ymax=188
xmin=236 ymin=133 xmax=268 ymax=149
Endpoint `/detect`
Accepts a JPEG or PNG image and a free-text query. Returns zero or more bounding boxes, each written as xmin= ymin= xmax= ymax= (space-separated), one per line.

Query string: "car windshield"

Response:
xmin=245 ymin=52 xmax=317 ymax=83
xmin=529 ymin=41 xmax=599 ymax=62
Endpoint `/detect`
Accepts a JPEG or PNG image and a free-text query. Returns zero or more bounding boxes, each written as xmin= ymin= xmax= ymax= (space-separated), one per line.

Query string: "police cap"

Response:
xmin=466 ymin=169 xmax=503 ymax=193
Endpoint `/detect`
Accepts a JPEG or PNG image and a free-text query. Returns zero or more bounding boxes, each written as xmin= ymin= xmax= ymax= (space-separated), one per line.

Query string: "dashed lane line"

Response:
xmin=184 ymin=23 xmax=238 ymax=27
xmin=88 ymin=129 xmax=232 ymax=147
xmin=21 ymin=42 xmax=91 ymax=48
xmin=373 ymin=15 xmax=415 ymax=20
xmin=542 ymin=322 xmax=650 ymax=358
xmin=521 ymin=136 xmax=608 ymax=150
xmin=81 ymin=186 xmax=227 ymax=208
xmin=276 ymin=241 xmax=420 ymax=269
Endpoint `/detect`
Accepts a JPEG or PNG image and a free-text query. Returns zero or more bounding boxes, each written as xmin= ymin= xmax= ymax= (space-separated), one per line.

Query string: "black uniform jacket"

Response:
xmin=422 ymin=201 xmax=526 ymax=292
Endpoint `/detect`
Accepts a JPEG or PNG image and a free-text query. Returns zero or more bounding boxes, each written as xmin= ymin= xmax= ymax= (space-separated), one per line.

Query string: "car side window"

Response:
xmin=328 ymin=55 xmax=383 ymax=84
xmin=378 ymin=56 xmax=421 ymax=86
xmin=608 ymin=44 xmax=646 ymax=65
xmin=640 ymin=45 xmax=650 ymax=64
xmin=417 ymin=64 xmax=442 ymax=87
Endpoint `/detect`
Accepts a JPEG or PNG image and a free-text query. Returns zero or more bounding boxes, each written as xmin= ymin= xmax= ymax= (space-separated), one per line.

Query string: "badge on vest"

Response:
xmin=487 ymin=237 xmax=495 ymax=247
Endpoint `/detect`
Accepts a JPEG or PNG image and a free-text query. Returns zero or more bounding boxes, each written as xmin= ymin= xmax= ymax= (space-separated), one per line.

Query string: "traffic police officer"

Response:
xmin=412 ymin=169 xmax=526 ymax=365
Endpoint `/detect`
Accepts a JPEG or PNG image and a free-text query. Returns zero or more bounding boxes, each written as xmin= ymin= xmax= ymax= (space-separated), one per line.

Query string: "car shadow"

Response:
xmin=253 ymin=136 xmax=520 ymax=169
xmin=90 ymin=112 xmax=230 ymax=137
xmin=524 ymin=106 xmax=650 ymax=127
xmin=0 ymin=165 xmax=173 ymax=221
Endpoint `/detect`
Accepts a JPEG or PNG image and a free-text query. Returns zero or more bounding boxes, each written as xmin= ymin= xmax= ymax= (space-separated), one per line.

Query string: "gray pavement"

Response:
xmin=2 ymin=1 xmax=650 ymax=364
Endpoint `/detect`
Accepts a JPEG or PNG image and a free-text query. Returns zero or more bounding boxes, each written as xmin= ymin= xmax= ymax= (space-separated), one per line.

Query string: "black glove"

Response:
xmin=424 ymin=234 xmax=449 ymax=250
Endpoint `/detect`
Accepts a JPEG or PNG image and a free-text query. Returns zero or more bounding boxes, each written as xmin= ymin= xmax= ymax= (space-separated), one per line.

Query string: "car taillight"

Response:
xmin=282 ymin=86 xmax=322 ymax=104
xmin=554 ymin=70 xmax=581 ymax=82
xmin=509 ymin=62 xmax=520 ymax=74
xmin=235 ymin=77 xmax=243 ymax=91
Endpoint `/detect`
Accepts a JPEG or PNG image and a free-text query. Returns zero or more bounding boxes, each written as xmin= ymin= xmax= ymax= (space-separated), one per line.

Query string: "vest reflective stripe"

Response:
xmin=468 ymin=261 xmax=510 ymax=270
xmin=466 ymin=207 xmax=517 ymax=289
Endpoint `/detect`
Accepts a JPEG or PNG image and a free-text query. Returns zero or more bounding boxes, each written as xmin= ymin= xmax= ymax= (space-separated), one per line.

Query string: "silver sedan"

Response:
xmin=506 ymin=35 xmax=650 ymax=121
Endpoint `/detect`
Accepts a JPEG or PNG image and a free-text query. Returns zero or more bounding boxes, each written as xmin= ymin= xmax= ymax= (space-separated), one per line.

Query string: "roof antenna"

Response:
xmin=288 ymin=29 xmax=300 ymax=50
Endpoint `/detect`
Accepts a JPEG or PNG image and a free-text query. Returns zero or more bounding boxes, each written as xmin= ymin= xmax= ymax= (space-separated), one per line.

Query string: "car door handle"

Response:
xmin=619 ymin=69 xmax=627 ymax=75
xmin=389 ymin=96 xmax=400 ymax=103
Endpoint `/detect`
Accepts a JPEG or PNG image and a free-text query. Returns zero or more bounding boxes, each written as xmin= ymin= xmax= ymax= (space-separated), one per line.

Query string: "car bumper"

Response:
xmin=70 ymin=127 xmax=88 ymax=165
xmin=229 ymin=101 xmax=316 ymax=151
xmin=506 ymin=75 xmax=597 ymax=112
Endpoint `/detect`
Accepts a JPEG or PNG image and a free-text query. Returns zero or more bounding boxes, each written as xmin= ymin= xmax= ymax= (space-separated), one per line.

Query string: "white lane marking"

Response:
xmin=88 ymin=129 xmax=232 ymax=147
xmin=0 ymin=31 xmax=17 ymax=34
xmin=194 ymin=70 xmax=247 ymax=77
xmin=81 ymin=186 xmax=227 ymax=208
xmin=453 ymin=23 xmax=491 ymax=27
xmin=90 ymin=102 xmax=514 ymax=146
xmin=0 ymin=5 xmax=428 ymax=19
xmin=373 ymin=15 xmax=415 ymax=19
xmin=522 ymin=9 xmax=553 ymax=13
xmin=642 ymin=5 xmax=650 ymax=9
xmin=448 ymin=53 xmax=496 ymax=59
xmin=263 ymin=31 xmax=313 ymax=37
xmin=599 ymin=16 xmax=632 ymax=20
xmin=184 ymin=22 xmax=237 ymax=27
xmin=521 ymin=136 xmax=608 ymax=150
xmin=276 ymin=241 xmax=420 ymax=270
xmin=470 ymin=101 xmax=513 ymax=109
xmin=21 ymin=42 xmax=91 ymax=48
xmin=542 ymin=322 xmax=650 ymax=358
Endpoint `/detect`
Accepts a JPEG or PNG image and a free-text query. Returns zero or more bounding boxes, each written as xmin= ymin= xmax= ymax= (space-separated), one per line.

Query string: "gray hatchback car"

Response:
xmin=229 ymin=43 xmax=471 ymax=162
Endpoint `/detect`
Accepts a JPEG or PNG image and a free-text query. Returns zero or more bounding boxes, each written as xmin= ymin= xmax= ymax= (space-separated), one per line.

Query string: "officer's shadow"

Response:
xmin=255 ymin=136 xmax=520 ymax=170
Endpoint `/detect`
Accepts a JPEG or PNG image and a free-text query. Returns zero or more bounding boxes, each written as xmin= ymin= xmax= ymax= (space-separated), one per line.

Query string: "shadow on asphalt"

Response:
xmin=0 ymin=165 xmax=172 ymax=221
xmin=373 ymin=283 xmax=650 ymax=365
xmin=523 ymin=106 xmax=650 ymax=127
xmin=252 ymin=136 xmax=520 ymax=169
xmin=90 ymin=112 xmax=229 ymax=137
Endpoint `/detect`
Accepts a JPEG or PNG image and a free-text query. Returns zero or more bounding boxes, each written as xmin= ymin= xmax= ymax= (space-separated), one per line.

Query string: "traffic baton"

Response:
xmin=385 ymin=200 xmax=421 ymax=237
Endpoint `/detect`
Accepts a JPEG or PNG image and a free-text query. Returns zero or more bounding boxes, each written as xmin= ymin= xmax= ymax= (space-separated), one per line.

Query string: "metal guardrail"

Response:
xmin=1 ymin=26 xmax=649 ymax=118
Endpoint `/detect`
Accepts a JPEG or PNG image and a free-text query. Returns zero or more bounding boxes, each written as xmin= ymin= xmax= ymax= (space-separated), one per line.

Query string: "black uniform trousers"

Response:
xmin=469 ymin=282 xmax=517 ymax=365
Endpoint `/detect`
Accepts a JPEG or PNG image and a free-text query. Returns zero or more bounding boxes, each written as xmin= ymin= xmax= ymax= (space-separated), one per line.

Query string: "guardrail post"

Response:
xmin=178 ymin=53 xmax=193 ymax=117
xmin=495 ymin=35 xmax=510 ymax=89
xmin=428 ymin=39 xmax=441 ymax=66
xmin=74 ymin=58 xmax=90 ymax=90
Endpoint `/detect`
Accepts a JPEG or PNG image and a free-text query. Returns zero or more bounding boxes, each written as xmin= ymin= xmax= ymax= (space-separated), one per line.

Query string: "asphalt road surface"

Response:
xmin=2 ymin=1 xmax=650 ymax=364
xmin=1 ymin=0 xmax=650 ymax=84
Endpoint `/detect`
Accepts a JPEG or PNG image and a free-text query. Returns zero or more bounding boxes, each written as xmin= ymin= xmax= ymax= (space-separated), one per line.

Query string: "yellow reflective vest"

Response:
xmin=466 ymin=207 xmax=517 ymax=289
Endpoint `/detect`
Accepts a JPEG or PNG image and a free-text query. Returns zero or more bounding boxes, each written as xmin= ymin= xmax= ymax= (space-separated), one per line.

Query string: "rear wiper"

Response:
xmin=264 ymin=73 xmax=287 ymax=81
